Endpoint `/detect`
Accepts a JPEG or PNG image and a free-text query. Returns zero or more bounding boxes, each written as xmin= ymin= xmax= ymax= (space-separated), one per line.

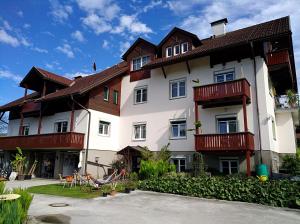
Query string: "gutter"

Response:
xmin=70 ymin=95 xmax=91 ymax=175
xmin=250 ymin=41 xmax=263 ymax=164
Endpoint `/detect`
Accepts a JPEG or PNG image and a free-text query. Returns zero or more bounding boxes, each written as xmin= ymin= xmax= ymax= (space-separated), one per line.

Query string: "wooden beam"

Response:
xmin=161 ymin=66 xmax=166 ymax=79
xmin=18 ymin=113 xmax=24 ymax=136
xmin=186 ymin=60 xmax=191 ymax=74
xmin=37 ymin=103 xmax=42 ymax=134
xmin=194 ymin=102 xmax=199 ymax=134
xmin=70 ymin=101 xmax=75 ymax=132
xmin=42 ymin=81 xmax=46 ymax=97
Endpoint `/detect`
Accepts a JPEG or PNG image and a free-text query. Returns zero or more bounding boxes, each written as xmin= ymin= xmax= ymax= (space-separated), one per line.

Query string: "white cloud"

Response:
xmin=71 ymin=30 xmax=85 ymax=42
xmin=23 ymin=23 xmax=31 ymax=29
xmin=143 ymin=0 xmax=163 ymax=12
xmin=0 ymin=29 xmax=20 ymax=47
xmin=2 ymin=20 xmax=12 ymax=31
xmin=76 ymin=0 xmax=120 ymax=21
xmin=56 ymin=44 xmax=74 ymax=58
xmin=82 ymin=13 xmax=112 ymax=34
xmin=165 ymin=0 xmax=206 ymax=15
xmin=102 ymin=39 xmax=109 ymax=49
xmin=32 ymin=47 xmax=48 ymax=53
xmin=0 ymin=69 xmax=23 ymax=83
xmin=119 ymin=41 xmax=130 ymax=55
xmin=112 ymin=15 xmax=153 ymax=34
xmin=45 ymin=61 xmax=61 ymax=70
xmin=64 ymin=71 xmax=91 ymax=79
xmin=17 ymin=10 xmax=23 ymax=17
xmin=49 ymin=0 xmax=73 ymax=23
xmin=42 ymin=31 xmax=55 ymax=37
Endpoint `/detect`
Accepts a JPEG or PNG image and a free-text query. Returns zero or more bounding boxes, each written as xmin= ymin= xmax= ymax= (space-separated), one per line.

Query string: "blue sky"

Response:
xmin=0 ymin=0 xmax=300 ymax=105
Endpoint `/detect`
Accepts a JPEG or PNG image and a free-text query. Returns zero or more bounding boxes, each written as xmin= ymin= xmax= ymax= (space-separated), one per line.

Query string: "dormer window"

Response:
xmin=132 ymin=55 xmax=150 ymax=71
xmin=166 ymin=47 xmax=172 ymax=57
xmin=181 ymin=42 xmax=188 ymax=53
xmin=174 ymin=45 xmax=180 ymax=56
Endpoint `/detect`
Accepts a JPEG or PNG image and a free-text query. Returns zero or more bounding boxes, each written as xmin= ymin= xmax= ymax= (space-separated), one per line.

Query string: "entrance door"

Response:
xmin=62 ymin=153 xmax=79 ymax=176
xmin=41 ymin=152 xmax=56 ymax=178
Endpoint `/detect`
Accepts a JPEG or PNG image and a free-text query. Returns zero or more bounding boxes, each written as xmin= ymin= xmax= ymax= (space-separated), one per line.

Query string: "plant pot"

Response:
xmin=124 ymin=188 xmax=131 ymax=194
xmin=24 ymin=175 xmax=32 ymax=180
xmin=102 ymin=192 xmax=108 ymax=197
xmin=110 ymin=190 xmax=117 ymax=196
xmin=17 ymin=174 xmax=25 ymax=181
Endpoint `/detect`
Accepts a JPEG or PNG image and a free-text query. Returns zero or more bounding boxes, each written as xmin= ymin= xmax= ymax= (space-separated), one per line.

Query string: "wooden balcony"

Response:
xmin=194 ymin=79 xmax=251 ymax=108
xmin=130 ymin=69 xmax=151 ymax=82
xmin=266 ymin=49 xmax=290 ymax=71
xmin=0 ymin=132 xmax=85 ymax=150
xmin=21 ymin=101 xmax=41 ymax=114
xmin=195 ymin=132 xmax=254 ymax=152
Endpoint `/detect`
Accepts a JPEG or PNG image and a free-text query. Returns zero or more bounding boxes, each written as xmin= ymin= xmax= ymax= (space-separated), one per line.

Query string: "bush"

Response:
xmin=138 ymin=176 xmax=300 ymax=208
xmin=281 ymin=153 xmax=300 ymax=175
xmin=139 ymin=160 xmax=176 ymax=180
xmin=0 ymin=182 xmax=33 ymax=223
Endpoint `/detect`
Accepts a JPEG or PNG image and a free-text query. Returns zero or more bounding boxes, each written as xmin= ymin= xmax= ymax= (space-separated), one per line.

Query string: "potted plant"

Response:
xmin=286 ymin=89 xmax=298 ymax=108
xmin=110 ymin=182 xmax=117 ymax=196
xmin=11 ymin=147 xmax=26 ymax=181
xmin=128 ymin=181 xmax=137 ymax=191
xmin=102 ymin=186 xmax=111 ymax=197
xmin=124 ymin=181 xmax=132 ymax=193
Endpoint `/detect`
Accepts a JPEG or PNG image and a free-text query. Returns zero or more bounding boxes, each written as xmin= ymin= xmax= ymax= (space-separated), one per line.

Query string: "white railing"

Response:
xmin=275 ymin=94 xmax=300 ymax=109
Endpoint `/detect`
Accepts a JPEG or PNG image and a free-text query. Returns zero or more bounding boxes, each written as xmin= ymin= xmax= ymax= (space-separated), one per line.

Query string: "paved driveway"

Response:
xmin=28 ymin=191 xmax=300 ymax=224
xmin=5 ymin=178 xmax=60 ymax=191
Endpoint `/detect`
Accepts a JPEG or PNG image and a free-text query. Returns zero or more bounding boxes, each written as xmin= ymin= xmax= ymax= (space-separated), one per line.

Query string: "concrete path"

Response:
xmin=5 ymin=178 xmax=60 ymax=190
xmin=28 ymin=191 xmax=300 ymax=224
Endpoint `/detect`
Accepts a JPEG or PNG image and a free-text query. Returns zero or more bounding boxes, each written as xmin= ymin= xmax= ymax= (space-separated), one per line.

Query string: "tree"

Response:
xmin=0 ymin=113 xmax=8 ymax=135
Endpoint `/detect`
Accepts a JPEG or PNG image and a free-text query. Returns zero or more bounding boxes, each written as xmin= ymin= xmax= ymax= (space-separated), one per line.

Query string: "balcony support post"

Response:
xmin=19 ymin=87 xmax=28 ymax=135
xmin=37 ymin=103 xmax=42 ymax=134
xmin=70 ymin=101 xmax=75 ymax=132
xmin=242 ymin=95 xmax=248 ymax=132
xmin=243 ymin=94 xmax=251 ymax=176
xmin=195 ymin=102 xmax=199 ymax=134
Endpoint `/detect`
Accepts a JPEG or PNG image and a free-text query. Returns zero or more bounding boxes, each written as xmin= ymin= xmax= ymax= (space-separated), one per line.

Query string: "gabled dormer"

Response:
xmin=158 ymin=27 xmax=202 ymax=58
xmin=122 ymin=38 xmax=156 ymax=82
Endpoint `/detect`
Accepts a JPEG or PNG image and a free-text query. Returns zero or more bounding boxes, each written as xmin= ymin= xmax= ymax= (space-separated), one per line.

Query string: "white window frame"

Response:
xmin=166 ymin=47 xmax=172 ymax=58
xmin=103 ymin=86 xmax=109 ymax=101
xmin=99 ymin=120 xmax=111 ymax=137
xmin=132 ymin=122 xmax=146 ymax=141
xmin=54 ymin=120 xmax=68 ymax=133
xmin=113 ymin=90 xmax=118 ymax=105
xmin=181 ymin=42 xmax=188 ymax=54
xmin=170 ymin=119 xmax=187 ymax=139
xmin=216 ymin=114 xmax=238 ymax=134
xmin=131 ymin=55 xmax=150 ymax=71
xmin=173 ymin=44 xmax=180 ymax=56
xmin=272 ymin=117 xmax=276 ymax=140
xmin=171 ymin=157 xmax=186 ymax=172
xmin=214 ymin=68 xmax=235 ymax=83
xmin=169 ymin=78 xmax=186 ymax=99
xmin=134 ymin=86 xmax=147 ymax=104
xmin=219 ymin=158 xmax=239 ymax=174
xmin=21 ymin=124 xmax=30 ymax=136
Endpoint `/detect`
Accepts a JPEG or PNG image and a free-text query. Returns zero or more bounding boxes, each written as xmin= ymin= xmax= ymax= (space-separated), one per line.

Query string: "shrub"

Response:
xmin=0 ymin=182 xmax=33 ymax=224
xmin=138 ymin=176 xmax=300 ymax=208
xmin=281 ymin=154 xmax=300 ymax=175
xmin=139 ymin=160 xmax=176 ymax=180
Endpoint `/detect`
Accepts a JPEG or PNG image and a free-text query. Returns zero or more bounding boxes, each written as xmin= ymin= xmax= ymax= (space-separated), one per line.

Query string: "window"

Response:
xmin=134 ymin=86 xmax=147 ymax=104
xmin=217 ymin=117 xmax=237 ymax=134
xmin=55 ymin=121 xmax=68 ymax=133
xmin=170 ymin=79 xmax=186 ymax=99
xmin=113 ymin=90 xmax=118 ymax=105
xmin=181 ymin=42 xmax=188 ymax=53
xmin=214 ymin=70 xmax=235 ymax=83
xmin=220 ymin=159 xmax=239 ymax=174
xmin=103 ymin=86 xmax=109 ymax=101
xmin=132 ymin=56 xmax=150 ymax=71
xmin=174 ymin=45 xmax=180 ymax=56
xmin=172 ymin=158 xmax=186 ymax=172
xmin=166 ymin=47 xmax=172 ymax=57
xmin=272 ymin=118 xmax=276 ymax=140
xmin=99 ymin=121 xmax=110 ymax=136
xmin=170 ymin=120 xmax=186 ymax=139
xmin=133 ymin=123 xmax=146 ymax=140
xmin=21 ymin=125 xmax=29 ymax=136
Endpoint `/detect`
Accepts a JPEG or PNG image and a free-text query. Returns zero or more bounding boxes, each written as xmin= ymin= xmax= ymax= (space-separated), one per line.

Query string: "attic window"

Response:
xmin=132 ymin=56 xmax=150 ymax=71
xmin=181 ymin=42 xmax=188 ymax=53
xmin=166 ymin=47 xmax=172 ymax=57
xmin=174 ymin=45 xmax=180 ymax=56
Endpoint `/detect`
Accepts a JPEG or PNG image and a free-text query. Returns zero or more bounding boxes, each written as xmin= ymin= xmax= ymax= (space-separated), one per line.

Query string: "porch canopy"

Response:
xmin=117 ymin=146 xmax=146 ymax=172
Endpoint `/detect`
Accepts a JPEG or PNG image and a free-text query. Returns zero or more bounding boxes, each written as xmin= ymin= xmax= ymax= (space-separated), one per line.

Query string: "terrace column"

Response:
xmin=19 ymin=87 xmax=27 ymax=135
xmin=37 ymin=103 xmax=42 ymax=134
xmin=194 ymin=102 xmax=199 ymax=134
xmin=242 ymin=94 xmax=251 ymax=176
xmin=70 ymin=101 xmax=75 ymax=132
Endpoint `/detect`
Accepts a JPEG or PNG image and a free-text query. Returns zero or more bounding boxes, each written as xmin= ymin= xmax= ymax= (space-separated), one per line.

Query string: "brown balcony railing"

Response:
xmin=266 ymin=49 xmax=290 ymax=66
xmin=130 ymin=69 xmax=151 ymax=82
xmin=0 ymin=132 xmax=85 ymax=150
xmin=195 ymin=132 xmax=254 ymax=152
xmin=194 ymin=79 xmax=250 ymax=106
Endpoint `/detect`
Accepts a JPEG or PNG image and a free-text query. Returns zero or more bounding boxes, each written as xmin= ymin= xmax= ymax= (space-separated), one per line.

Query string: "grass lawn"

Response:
xmin=27 ymin=184 xmax=103 ymax=199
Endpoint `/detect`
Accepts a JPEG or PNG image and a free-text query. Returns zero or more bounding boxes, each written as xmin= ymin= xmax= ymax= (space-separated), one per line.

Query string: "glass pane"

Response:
xmin=142 ymin=56 xmax=149 ymax=66
xmin=180 ymin=159 xmax=186 ymax=172
xmin=230 ymin=161 xmax=238 ymax=168
xmin=216 ymin=75 xmax=224 ymax=83
xmin=99 ymin=124 xmax=103 ymax=134
xmin=218 ymin=121 xmax=227 ymax=134
xmin=228 ymin=121 xmax=237 ymax=133
xmin=231 ymin=167 xmax=238 ymax=174
xmin=62 ymin=122 xmax=68 ymax=132
xmin=171 ymin=83 xmax=178 ymax=98
xmin=142 ymin=125 xmax=146 ymax=138
xmin=142 ymin=89 xmax=147 ymax=102
xmin=174 ymin=45 xmax=180 ymax=54
xmin=136 ymin=90 xmax=141 ymax=103
xmin=104 ymin=87 xmax=109 ymax=100
xmin=173 ymin=159 xmax=179 ymax=172
xmin=182 ymin=43 xmax=188 ymax=53
xmin=113 ymin=91 xmax=118 ymax=104
xmin=134 ymin=126 xmax=140 ymax=139
xmin=225 ymin=72 xmax=234 ymax=81
xmin=179 ymin=124 xmax=186 ymax=137
xmin=179 ymin=81 xmax=185 ymax=96
xmin=222 ymin=161 xmax=229 ymax=174
xmin=172 ymin=125 xmax=179 ymax=137
xmin=104 ymin=125 xmax=108 ymax=135
xmin=167 ymin=47 xmax=172 ymax=57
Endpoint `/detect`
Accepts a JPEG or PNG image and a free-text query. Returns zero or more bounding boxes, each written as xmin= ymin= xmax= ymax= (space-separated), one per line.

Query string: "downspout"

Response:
xmin=70 ymin=95 xmax=91 ymax=175
xmin=250 ymin=41 xmax=263 ymax=164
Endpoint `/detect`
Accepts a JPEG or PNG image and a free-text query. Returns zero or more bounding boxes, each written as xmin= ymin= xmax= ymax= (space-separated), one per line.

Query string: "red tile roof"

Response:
xmin=144 ymin=16 xmax=291 ymax=69
xmin=0 ymin=92 xmax=40 ymax=112
xmin=35 ymin=67 xmax=73 ymax=86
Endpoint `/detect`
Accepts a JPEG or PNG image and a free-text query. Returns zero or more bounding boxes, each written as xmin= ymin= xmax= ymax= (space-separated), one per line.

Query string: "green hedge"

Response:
xmin=138 ymin=176 xmax=300 ymax=208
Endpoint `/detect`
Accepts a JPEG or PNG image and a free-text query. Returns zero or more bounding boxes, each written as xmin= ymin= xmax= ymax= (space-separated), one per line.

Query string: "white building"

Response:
xmin=0 ymin=17 xmax=298 ymax=178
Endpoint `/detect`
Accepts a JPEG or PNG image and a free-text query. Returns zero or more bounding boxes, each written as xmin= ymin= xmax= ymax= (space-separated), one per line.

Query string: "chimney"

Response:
xmin=210 ymin=18 xmax=228 ymax=37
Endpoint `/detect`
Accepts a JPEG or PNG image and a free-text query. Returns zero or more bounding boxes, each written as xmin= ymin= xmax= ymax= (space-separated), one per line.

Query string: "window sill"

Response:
xmin=132 ymin=139 xmax=146 ymax=142
xmin=98 ymin=134 xmax=110 ymax=137
xmin=170 ymin=137 xmax=187 ymax=140
xmin=134 ymin=101 xmax=147 ymax=105
xmin=169 ymin=95 xmax=186 ymax=100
